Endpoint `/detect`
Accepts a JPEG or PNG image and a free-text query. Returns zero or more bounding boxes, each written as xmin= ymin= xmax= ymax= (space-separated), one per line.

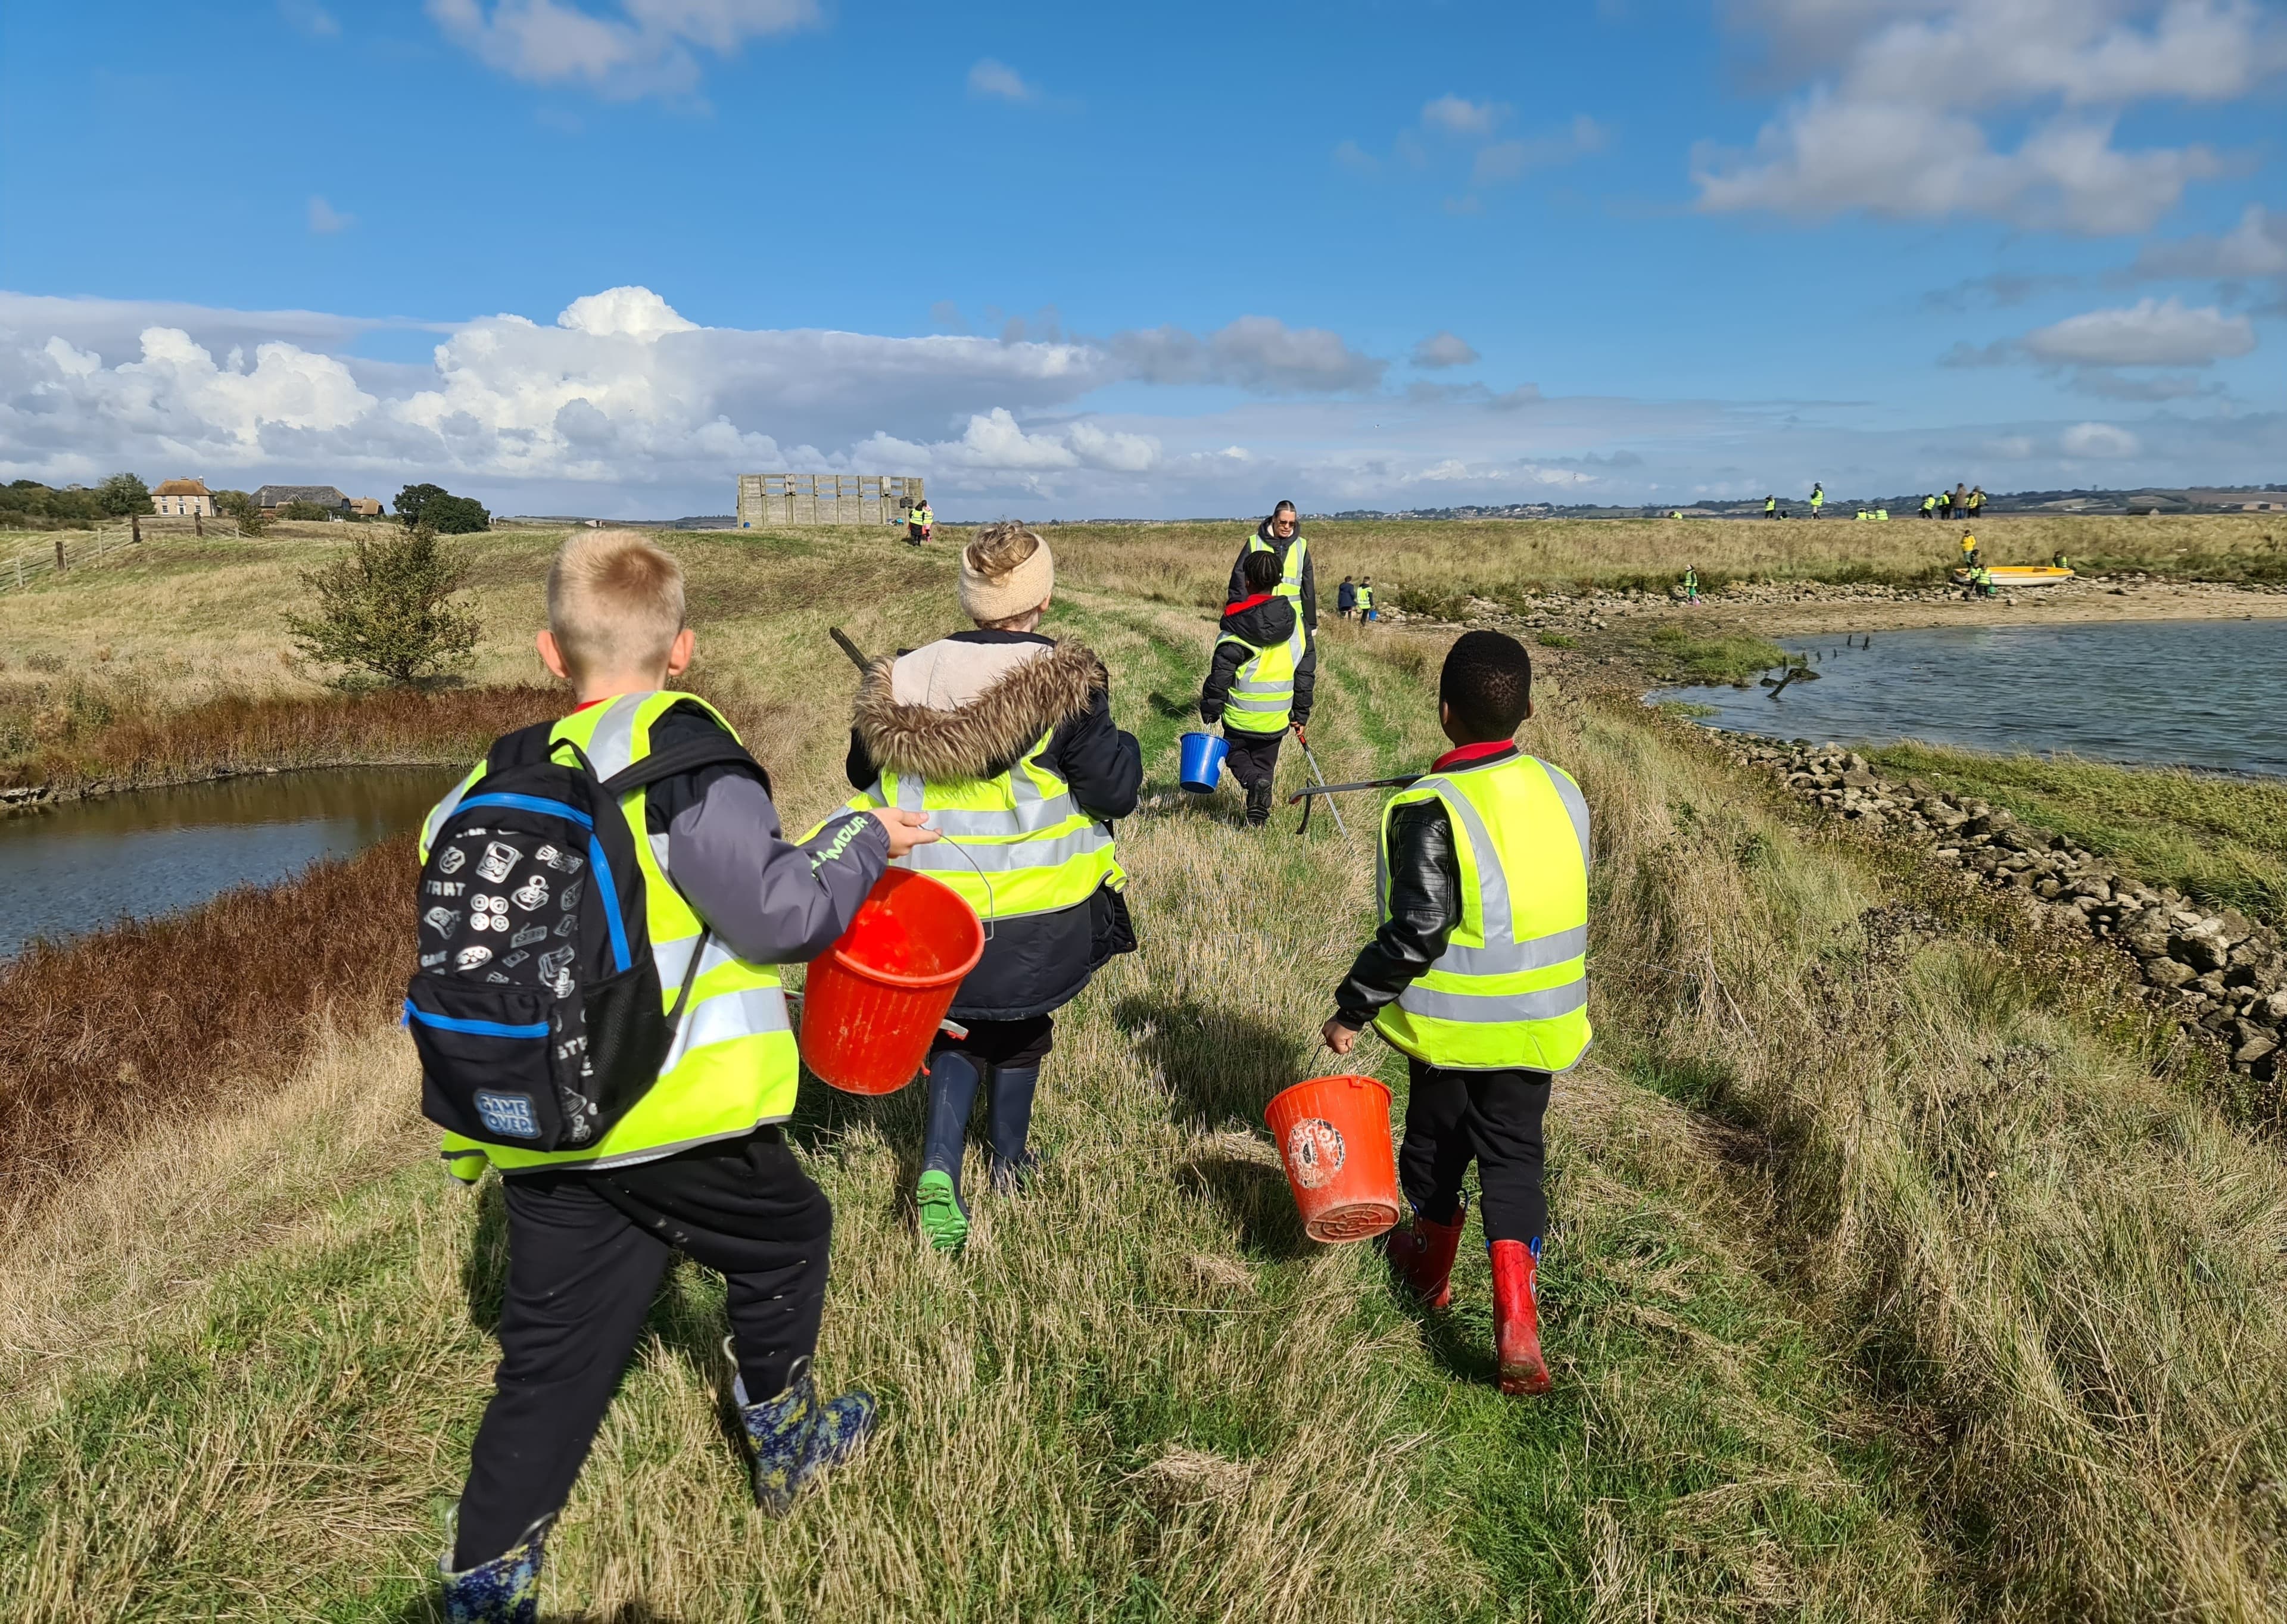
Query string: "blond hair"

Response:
xmin=546 ymin=529 xmax=686 ymax=682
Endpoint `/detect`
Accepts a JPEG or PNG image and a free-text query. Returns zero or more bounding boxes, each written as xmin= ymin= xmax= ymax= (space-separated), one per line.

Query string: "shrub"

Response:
xmin=284 ymin=524 xmax=481 ymax=687
xmin=276 ymin=499 xmax=338 ymax=521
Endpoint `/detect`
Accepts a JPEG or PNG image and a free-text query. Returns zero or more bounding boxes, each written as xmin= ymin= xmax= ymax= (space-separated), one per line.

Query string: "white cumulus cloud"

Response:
xmin=2061 ymin=420 xmax=2142 ymax=458
xmin=2020 ymin=297 xmax=2255 ymax=366
xmin=1411 ymin=332 xmax=1481 ymax=370
xmin=427 ymin=0 xmax=819 ymax=98
xmin=967 ymin=58 xmax=1040 ymax=102
xmin=1422 ymin=95 xmax=1508 ymax=138
xmin=1694 ymin=0 xmax=2283 ymax=232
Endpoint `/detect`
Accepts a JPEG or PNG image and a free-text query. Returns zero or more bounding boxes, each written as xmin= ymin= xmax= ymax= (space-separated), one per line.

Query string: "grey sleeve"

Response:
xmin=666 ymin=774 xmax=890 ymax=964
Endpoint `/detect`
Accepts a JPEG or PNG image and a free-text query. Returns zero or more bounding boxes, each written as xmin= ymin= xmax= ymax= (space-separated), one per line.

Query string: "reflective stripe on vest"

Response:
xmin=424 ymin=690 xmax=797 ymax=1174
xmin=1219 ymin=616 xmax=1305 ymax=734
xmin=848 ymin=719 xmax=1123 ymax=921
xmin=1247 ymin=531 xmax=1308 ymax=604
xmin=1370 ymin=754 xmax=1592 ymax=1073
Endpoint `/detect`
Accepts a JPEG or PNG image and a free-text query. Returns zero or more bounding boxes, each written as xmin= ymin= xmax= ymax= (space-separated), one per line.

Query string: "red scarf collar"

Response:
xmin=1432 ymin=740 xmax=1518 ymax=772
xmin=1223 ymin=591 xmax=1276 ymax=615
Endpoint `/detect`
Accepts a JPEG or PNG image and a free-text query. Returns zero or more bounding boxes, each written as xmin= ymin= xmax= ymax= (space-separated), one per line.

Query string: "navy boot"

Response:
xmin=437 ymin=1515 xmax=551 ymax=1624
xmin=732 ymin=1348 xmax=878 ymax=1516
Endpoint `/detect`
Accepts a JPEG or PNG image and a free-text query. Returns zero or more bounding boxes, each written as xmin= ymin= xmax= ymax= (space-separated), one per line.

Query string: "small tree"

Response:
xmin=394 ymin=482 xmax=448 ymax=528
xmin=285 ymin=523 xmax=480 ymax=686
xmin=97 ymin=472 xmax=150 ymax=516
xmin=424 ymin=492 xmax=492 ymax=533
xmin=214 ymin=490 xmax=269 ymax=535
xmin=278 ymin=498 xmax=338 ymax=520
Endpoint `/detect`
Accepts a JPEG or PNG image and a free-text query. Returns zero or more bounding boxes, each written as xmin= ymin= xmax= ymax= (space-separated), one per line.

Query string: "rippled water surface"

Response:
xmin=1659 ymin=618 xmax=2287 ymax=777
xmin=1 ymin=768 xmax=455 ymax=958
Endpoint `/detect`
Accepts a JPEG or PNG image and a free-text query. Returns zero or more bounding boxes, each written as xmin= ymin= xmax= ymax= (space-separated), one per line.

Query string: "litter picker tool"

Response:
xmin=1288 ymin=772 xmax=1422 ymax=837
xmin=1294 ymin=730 xmax=1348 ymax=837
xmin=829 ymin=626 xmax=871 ymax=672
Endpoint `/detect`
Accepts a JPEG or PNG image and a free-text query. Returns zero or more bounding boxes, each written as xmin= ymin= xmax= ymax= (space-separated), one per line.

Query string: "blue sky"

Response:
xmin=2 ymin=0 xmax=2282 ymax=517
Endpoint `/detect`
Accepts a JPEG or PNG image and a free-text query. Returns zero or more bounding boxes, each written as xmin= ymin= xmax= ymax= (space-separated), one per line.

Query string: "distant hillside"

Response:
xmin=1325 ymin=484 xmax=2287 ymax=522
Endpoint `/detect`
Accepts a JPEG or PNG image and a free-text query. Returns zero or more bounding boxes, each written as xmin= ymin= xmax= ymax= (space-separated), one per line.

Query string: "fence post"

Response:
xmin=54 ymin=535 xmax=66 ymax=573
xmin=132 ymin=513 xmax=142 ymax=544
xmin=195 ymin=511 xmax=204 ymax=538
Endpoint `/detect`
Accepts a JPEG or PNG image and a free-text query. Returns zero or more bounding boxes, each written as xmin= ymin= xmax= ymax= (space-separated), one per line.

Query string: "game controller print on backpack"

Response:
xmin=407 ymin=722 xmax=756 ymax=1152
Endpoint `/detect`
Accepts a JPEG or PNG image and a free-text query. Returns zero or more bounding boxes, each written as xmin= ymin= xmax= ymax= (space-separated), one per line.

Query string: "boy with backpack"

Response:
xmin=840 ymin=522 xmax=1142 ymax=1254
xmin=1201 ymin=547 xmax=1315 ymax=827
xmin=1320 ymin=630 xmax=1590 ymax=1398
xmin=411 ymin=530 xmax=936 ymax=1621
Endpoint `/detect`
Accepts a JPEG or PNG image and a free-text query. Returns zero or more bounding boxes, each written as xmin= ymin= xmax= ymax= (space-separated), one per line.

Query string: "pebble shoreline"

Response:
xmin=1715 ymin=728 xmax=2286 ymax=1081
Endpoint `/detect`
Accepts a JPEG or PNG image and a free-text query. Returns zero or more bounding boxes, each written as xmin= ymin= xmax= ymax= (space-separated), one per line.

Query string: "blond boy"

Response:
xmin=423 ymin=531 xmax=932 ymax=1621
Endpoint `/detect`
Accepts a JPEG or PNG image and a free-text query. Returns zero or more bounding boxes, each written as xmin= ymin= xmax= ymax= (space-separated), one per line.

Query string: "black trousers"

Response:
xmin=1398 ymin=1058 xmax=1552 ymax=1245
xmin=453 ymin=1129 xmax=831 ymax=1567
xmin=1224 ymin=728 xmax=1283 ymax=821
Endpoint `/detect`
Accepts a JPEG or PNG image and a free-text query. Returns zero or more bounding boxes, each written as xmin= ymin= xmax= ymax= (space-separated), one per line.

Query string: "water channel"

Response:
xmin=1659 ymin=617 xmax=2287 ymax=778
xmin=0 ymin=767 xmax=456 ymax=959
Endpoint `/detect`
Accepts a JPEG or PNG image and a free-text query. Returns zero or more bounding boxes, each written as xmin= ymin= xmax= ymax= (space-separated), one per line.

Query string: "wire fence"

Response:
xmin=0 ymin=516 xmax=248 ymax=594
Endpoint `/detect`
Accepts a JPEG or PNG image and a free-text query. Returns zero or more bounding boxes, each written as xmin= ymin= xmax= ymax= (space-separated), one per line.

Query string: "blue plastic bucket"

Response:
xmin=1179 ymin=731 xmax=1229 ymax=793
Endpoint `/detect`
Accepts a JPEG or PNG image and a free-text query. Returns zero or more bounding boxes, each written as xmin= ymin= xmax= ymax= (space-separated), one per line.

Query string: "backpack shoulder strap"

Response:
xmin=485 ymin=721 xmax=559 ymax=775
xmin=598 ymin=734 xmax=767 ymax=799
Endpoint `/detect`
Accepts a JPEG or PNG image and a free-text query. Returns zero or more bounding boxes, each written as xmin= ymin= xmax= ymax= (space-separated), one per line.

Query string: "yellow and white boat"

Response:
xmin=1949 ymin=565 xmax=2075 ymax=588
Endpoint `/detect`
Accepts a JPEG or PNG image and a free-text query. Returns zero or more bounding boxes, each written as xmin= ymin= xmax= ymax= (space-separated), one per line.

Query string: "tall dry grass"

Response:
xmin=1026 ymin=512 xmax=2287 ymax=615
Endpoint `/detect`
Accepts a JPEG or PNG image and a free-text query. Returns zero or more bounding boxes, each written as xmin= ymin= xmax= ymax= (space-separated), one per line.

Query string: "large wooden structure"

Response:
xmin=736 ymin=473 xmax=924 ymax=529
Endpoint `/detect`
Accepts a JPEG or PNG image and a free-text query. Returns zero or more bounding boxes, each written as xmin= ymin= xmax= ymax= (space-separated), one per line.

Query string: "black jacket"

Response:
xmin=1226 ymin=519 xmax=1319 ymax=632
xmin=1333 ymin=800 xmax=1460 ymax=1029
xmin=846 ymin=630 xmax=1142 ymax=1021
xmin=1198 ymin=592 xmax=1316 ymax=728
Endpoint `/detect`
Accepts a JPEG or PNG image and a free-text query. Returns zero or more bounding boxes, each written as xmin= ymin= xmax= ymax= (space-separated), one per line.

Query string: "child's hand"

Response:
xmin=1321 ymin=1017 xmax=1360 ymax=1055
xmin=868 ymin=808 xmax=942 ymax=858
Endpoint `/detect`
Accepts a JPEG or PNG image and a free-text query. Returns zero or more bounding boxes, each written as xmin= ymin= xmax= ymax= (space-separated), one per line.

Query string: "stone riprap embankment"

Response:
xmin=1715 ymin=730 xmax=2286 ymax=1081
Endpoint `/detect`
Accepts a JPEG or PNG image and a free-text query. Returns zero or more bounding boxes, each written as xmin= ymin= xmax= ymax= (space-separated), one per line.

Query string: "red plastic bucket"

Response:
xmin=1264 ymin=1073 xmax=1402 ymax=1243
xmin=799 ymin=869 xmax=985 ymax=1095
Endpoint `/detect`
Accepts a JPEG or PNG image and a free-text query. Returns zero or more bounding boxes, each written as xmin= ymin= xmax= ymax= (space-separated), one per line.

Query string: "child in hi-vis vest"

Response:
xmin=1322 ymin=631 xmax=1591 ymax=1397
xmin=422 ymin=531 xmax=935 ymax=1622
xmin=1200 ymin=548 xmax=1316 ymax=827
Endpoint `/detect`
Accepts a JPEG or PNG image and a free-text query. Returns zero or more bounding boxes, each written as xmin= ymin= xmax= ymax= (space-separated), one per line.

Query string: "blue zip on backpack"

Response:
xmin=406 ymin=724 xmax=759 ymax=1154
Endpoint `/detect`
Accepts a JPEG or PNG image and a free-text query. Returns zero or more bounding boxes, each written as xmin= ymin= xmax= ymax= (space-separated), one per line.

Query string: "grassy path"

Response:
xmin=5 ymin=530 xmax=2285 ymax=1619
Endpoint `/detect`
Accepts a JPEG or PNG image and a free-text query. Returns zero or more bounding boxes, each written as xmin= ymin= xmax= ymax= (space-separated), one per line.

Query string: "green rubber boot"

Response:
xmin=915 ymin=1168 xmax=969 ymax=1254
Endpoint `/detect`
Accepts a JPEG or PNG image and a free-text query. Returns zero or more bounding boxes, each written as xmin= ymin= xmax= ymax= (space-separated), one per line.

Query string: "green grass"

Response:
xmin=1641 ymin=625 xmax=1793 ymax=684
xmin=1867 ymin=740 xmax=2287 ymax=923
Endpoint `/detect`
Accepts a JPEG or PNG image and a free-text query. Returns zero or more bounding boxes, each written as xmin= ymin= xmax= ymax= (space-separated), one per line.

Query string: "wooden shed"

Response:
xmin=737 ymin=474 xmax=925 ymax=528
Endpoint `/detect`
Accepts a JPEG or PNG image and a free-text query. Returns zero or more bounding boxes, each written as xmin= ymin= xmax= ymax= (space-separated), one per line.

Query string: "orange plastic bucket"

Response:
xmin=799 ymin=869 xmax=984 ymax=1095
xmin=1264 ymin=1073 xmax=1402 ymax=1243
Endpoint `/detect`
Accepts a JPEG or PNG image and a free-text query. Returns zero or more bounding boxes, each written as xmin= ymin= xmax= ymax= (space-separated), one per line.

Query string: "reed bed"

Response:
xmin=0 ymin=839 xmax=410 ymax=1229
xmin=1 ymin=684 xmax=563 ymax=797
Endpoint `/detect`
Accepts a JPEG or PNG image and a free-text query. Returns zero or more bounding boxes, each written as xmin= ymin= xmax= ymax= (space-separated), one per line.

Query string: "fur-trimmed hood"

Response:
xmin=854 ymin=634 xmax=1107 ymax=781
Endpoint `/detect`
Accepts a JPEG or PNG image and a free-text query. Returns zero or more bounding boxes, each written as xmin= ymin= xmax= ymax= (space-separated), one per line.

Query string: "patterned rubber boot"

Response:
xmin=915 ymin=1168 xmax=969 ymax=1254
xmin=437 ymin=1516 xmax=551 ymax=1624
xmin=1385 ymin=1198 xmax=1467 ymax=1310
xmin=1488 ymin=1238 xmax=1553 ymax=1397
xmin=734 ymin=1357 xmax=879 ymax=1516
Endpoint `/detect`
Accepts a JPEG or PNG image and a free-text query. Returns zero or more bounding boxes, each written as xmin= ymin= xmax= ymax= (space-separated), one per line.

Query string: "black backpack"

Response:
xmin=406 ymin=720 xmax=760 ymax=1153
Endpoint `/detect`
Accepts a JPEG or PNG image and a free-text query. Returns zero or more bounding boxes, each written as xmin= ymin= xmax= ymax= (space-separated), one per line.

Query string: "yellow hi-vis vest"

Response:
xmin=422 ymin=691 xmax=796 ymax=1177
xmin=845 ymin=726 xmax=1124 ymax=924
xmin=1217 ymin=616 xmax=1307 ymax=735
xmin=914 ymin=506 xmax=933 ymax=526
xmin=1372 ymin=752 xmax=1591 ymax=1073
xmin=1246 ymin=530 xmax=1308 ymax=607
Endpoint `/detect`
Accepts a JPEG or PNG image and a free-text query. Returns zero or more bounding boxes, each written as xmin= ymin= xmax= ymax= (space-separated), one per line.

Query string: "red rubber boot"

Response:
xmin=1488 ymin=1239 xmax=1552 ymax=1396
xmin=1385 ymin=1200 xmax=1466 ymax=1308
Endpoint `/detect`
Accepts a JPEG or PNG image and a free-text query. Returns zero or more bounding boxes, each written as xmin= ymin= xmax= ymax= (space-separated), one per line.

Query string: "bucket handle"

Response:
xmin=923 ymin=830 xmax=996 ymax=942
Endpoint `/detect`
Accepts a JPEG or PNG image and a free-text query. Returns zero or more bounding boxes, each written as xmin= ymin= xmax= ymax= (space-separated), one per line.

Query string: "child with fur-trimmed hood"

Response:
xmin=842 ymin=523 xmax=1142 ymax=1252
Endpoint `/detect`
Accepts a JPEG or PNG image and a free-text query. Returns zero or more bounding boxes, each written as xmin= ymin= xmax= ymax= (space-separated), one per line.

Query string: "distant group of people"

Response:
xmin=1336 ymin=574 xmax=1378 ymax=620
xmin=1753 ymin=481 xmax=1986 ymax=521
